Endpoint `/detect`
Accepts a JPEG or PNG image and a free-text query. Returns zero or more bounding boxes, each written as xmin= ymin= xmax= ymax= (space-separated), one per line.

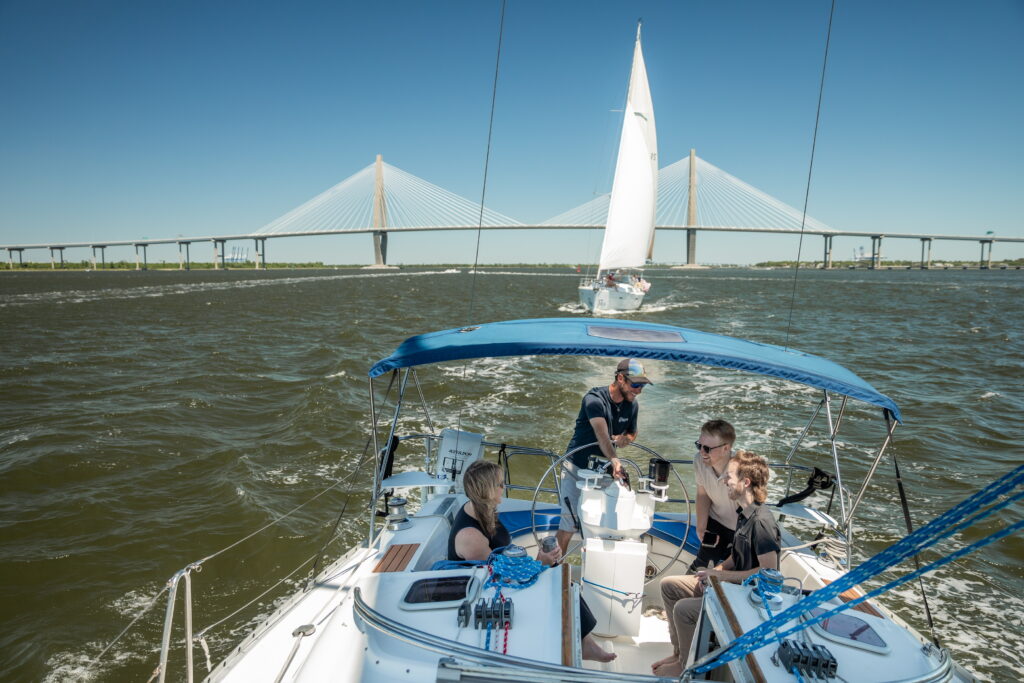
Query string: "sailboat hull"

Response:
xmin=578 ymin=281 xmax=645 ymax=312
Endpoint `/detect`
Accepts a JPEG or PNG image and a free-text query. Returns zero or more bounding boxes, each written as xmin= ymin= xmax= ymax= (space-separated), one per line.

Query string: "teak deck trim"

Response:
xmin=709 ymin=575 xmax=767 ymax=683
xmin=372 ymin=543 xmax=420 ymax=573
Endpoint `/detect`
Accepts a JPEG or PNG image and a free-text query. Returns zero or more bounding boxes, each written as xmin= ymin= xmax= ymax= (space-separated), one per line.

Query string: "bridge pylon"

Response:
xmin=367 ymin=154 xmax=397 ymax=269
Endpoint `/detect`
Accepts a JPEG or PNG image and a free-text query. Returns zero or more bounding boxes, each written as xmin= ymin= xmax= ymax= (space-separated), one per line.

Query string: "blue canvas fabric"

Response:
xmin=369 ymin=318 xmax=900 ymax=422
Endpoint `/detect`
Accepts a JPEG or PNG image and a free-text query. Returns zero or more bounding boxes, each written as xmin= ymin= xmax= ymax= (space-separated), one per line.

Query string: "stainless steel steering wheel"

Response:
xmin=529 ymin=442 xmax=692 ymax=585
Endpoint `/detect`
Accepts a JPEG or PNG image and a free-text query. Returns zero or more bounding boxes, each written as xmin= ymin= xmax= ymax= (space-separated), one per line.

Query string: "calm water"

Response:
xmin=1 ymin=267 xmax=1021 ymax=681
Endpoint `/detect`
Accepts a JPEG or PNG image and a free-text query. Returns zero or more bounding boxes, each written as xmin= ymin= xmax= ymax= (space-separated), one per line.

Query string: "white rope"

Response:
xmin=193 ymin=550 xmax=320 ymax=640
xmin=192 ymin=465 xmax=364 ymax=567
xmin=90 ymin=584 xmax=169 ymax=668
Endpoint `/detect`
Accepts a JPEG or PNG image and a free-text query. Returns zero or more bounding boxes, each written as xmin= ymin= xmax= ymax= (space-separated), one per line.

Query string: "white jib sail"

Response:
xmin=597 ymin=25 xmax=658 ymax=272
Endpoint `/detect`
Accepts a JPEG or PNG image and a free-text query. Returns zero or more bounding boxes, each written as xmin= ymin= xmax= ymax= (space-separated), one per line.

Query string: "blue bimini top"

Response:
xmin=369 ymin=318 xmax=901 ymax=422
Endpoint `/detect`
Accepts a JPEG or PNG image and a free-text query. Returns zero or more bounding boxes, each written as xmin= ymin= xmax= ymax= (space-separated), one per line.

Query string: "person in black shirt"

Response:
xmin=651 ymin=450 xmax=781 ymax=676
xmin=448 ymin=460 xmax=615 ymax=662
xmin=556 ymin=358 xmax=651 ymax=554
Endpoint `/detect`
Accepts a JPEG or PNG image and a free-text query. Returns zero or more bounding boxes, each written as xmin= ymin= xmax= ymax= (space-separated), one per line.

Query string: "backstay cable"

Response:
xmin=456 ymin=0 xmax=506 ymax=438
xmin=783 ymin=0 xmax=835 ymax=350
xmin=465 ymin=0 xmax=507 ymax=327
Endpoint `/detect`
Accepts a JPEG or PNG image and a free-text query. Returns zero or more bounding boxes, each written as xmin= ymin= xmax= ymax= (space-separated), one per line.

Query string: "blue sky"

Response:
xmin=1 ymin=0 xmax=1021 ymax=265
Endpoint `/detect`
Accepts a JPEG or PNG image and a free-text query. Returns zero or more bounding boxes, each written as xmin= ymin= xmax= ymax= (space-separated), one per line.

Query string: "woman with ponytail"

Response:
xmin=446 ymin=459 xmax=615 ymax=662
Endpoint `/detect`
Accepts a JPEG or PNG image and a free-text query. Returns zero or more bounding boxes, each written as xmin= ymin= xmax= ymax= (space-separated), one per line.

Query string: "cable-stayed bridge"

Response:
xmin=4 ymin=152 xmax=1018 ymax=270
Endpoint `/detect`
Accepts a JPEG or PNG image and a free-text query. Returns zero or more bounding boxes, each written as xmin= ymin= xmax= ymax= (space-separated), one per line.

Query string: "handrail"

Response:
xmin=157 ymin=563 xmax=200 ymax=683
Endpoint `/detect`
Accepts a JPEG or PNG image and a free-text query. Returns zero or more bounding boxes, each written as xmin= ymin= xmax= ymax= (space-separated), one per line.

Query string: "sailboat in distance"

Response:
xmin=578 ymin=23 xmax=657 ymax=312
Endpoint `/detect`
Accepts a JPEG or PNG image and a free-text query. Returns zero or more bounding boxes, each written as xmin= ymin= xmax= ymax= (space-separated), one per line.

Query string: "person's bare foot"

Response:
xmin=582 ymin=635 xmax=617 ymax=662
xmin=650 ymin=654 xmax=678 ymax=671
xmin=653 ymin=659 xmax=683 ymax=676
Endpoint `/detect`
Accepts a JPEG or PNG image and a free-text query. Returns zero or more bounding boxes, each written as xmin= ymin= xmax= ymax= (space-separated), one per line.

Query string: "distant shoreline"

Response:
xmin=2 ymin=260 xmax=1022 ymax=272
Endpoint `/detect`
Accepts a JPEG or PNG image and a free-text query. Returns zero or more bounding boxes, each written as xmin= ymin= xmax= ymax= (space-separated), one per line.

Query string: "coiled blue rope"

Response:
xmin=484 ymin=547 xmax=546 ymax=590
xmin=689 ymin=463 xmax=1024 ymax=676
xmin=743 ymin=568 xmax=784 ymax=619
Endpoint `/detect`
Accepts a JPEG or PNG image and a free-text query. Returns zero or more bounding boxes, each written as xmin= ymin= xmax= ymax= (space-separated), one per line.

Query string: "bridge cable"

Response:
xmin=783 ymin=0 xmax=835 ymax=350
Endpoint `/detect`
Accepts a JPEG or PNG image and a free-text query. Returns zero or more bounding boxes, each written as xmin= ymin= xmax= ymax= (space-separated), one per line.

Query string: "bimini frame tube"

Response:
xmin=848 ymin=414 xmax=899 ymax=522
xmin=368 ymin=376 xmax=379 ymax=546
xmin=368 ymin=369 xmax=410 ymax=545
xmin=411 ymin=369 xmax=434 ymax=435
xmin=823 ymin=391 xmax=848 ymax=527
xmin=782 ymin=398 xmax=825 ymax=498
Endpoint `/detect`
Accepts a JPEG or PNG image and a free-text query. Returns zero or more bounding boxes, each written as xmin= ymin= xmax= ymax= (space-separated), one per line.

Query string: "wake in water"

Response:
xmin=556 ymin=299 xmax=702 ymax=314
xmin=0 ymin=270 xmax=466 ymax=308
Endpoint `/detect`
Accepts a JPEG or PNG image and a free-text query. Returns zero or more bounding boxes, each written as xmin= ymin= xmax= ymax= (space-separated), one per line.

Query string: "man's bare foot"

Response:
xmin=650 ymin=654 xmax=678 ymax=671
xmin=653 ymin=659 xmax=683 ymax=676
xmin=582 ymin=635 xmax=617 ymax=662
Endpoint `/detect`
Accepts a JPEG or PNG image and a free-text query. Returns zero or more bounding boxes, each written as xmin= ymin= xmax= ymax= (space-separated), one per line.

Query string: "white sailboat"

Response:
xmin=579 ymin=25 xmax=657 ymax=313
xmin=136 ymin=318 xmax=983 ymax=683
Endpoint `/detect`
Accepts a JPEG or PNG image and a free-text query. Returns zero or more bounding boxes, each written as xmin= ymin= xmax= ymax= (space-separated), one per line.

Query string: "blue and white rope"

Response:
xmin=484 ymin=548 xmax=547 ymax=590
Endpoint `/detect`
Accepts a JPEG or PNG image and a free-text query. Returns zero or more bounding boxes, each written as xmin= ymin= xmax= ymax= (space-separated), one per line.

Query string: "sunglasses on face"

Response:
xmin=694 ymin=440 xmax=726 ymax=454
xmin=620 ymin=375 xmax=644 ymax=389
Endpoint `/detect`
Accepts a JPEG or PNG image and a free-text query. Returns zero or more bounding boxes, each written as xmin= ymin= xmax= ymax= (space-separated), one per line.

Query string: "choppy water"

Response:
xmin=1 ymin=267 xmax=1021 ymax=681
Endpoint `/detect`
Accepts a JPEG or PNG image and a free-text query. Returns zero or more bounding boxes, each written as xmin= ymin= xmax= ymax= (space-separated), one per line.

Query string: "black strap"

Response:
xmin=892 ymin=449 xmax=941 ymax=647
xmin=775 ymin=467 xmax=833 ymax=507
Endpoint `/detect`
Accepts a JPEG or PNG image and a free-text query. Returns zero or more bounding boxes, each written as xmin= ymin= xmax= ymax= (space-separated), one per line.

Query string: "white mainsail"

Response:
xmin=597 ymin=25 xmax=657 ymax=272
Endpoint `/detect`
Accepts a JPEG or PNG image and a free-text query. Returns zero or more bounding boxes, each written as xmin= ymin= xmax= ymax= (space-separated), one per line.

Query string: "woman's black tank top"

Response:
xmin=447 ymin=505 xmax=512 ymax=561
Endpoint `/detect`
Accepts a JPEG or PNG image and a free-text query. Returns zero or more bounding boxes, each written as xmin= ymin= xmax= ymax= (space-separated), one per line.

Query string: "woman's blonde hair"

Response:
xmin=733 ymin=449 xmax=770 ymax=504
xmin=463 ymin=460 xmax=503 ymax=537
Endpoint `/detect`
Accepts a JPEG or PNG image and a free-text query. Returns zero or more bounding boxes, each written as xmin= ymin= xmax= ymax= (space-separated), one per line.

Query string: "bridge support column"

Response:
xmin=980 ymin=240 xmax=992 ymax=270
xmin=135 ymin=244 xmax=148 ymax=270
xmin=920 ymin=238 xmax=932 ymax=269
xmin=179 ymin=242 xmax=191 ymax=271
xmin=254 ymin=238 xmax=266 ymax=270
xmin=213 ymin=240 xmax=227 ymax=270
xmin=372 ymin=231 xmax=388 ymax=266
xmin=50 ymin=247 xmax=67 ymax=269
xmin=7 ymin=248 xmax=14 ymax=269
xmin=823 ymin=235 xmax=833 ymax=269
xmin=870 ymin=236 xmax=882 ymax=269
xmin=685 ymin=148 xmax=698 ymax=265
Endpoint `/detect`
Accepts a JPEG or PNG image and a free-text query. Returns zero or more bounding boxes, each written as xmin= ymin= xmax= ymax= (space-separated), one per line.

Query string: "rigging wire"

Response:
xmin=783 ymin=0 xmax=835 ymax=350
xmin=464 ymin=0 xmax=506 ymax=327
xmin=457 ymin=0 xmax=506 ymax=438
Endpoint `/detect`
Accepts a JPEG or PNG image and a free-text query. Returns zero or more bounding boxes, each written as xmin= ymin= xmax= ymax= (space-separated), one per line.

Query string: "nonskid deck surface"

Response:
xmin=582 ymin=613 xmax=674 ymax=675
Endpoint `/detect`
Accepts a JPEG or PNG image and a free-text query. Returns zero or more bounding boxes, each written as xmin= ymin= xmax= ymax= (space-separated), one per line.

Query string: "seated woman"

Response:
xmin=449 ymin=460 xmax=616 ymax=663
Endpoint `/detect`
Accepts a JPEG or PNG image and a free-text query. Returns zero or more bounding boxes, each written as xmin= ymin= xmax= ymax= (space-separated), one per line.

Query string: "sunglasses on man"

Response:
xmin=621 ymin=376 xmax=645 ymax=389
xmin=694 ymin=440 xmax=727 ymax=454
